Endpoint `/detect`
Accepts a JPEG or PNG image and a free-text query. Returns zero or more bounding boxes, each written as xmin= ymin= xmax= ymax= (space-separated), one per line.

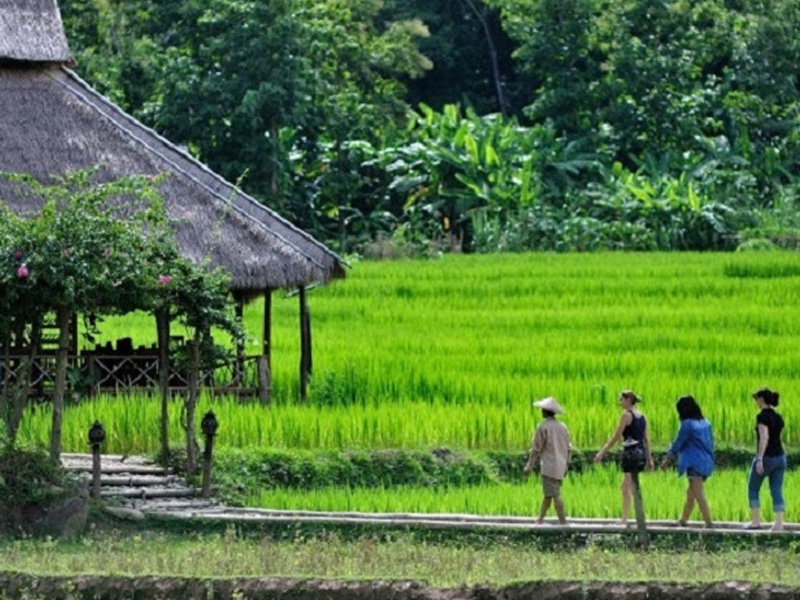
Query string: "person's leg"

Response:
xmin=621 ymin=473 xmax=632 ymax=524
xmin=537 ymin=476 xmax=555 ymax=523
xmin=690 ymin=477 xmax=713 ymax=527
xmin=537 ymin=497 xmax=551 ymax=524
xmin=680 ymin=480 xmax=696 ymax=524
xmin=766 ymin=455 xmax=786 ymax=532
xmin=748 ymin=457 xmax=765 ymax=527
xmin=554 ymin=495 xmax=567 ymax=525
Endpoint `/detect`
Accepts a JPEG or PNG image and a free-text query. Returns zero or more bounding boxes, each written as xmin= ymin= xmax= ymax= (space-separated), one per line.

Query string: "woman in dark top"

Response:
xmin=594 ymin=390 xmax=654 ymax=525
xmin=747 ymin=387 xmax=785 ymax=531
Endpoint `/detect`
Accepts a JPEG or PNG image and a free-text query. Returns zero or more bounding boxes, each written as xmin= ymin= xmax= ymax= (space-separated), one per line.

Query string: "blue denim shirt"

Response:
xmin=668 ymin=419 xmax=714 ymax=477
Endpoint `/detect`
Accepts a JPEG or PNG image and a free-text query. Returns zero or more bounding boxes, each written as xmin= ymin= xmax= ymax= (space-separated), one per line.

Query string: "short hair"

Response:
xmin=676 ymin=395 xmax=704 ymax=420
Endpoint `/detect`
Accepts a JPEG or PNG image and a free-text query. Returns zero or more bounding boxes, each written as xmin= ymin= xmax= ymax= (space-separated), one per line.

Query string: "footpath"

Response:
xmin=61 ymin=452 xmax=800 ymax=537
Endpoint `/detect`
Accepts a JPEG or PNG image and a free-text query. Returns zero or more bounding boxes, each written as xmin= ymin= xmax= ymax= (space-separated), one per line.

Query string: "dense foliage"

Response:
xmin=58 ymin=0 xmax=800 ymax=254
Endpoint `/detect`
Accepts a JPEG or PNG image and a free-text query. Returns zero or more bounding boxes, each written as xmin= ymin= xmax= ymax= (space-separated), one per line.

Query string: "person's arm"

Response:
xmin=756 ymin=423 xmax=768 ymax=475
xmin=524 ymin=427 xmax=546 ymax=475
xmin=661 ymin=421 xmax=690 ymax=468
xmin=594 ymin=412 xmax=632 ymax=462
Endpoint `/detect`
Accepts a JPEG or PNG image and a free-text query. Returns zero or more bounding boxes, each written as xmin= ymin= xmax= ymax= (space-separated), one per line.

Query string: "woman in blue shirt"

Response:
xmin=660 ymin=395 xmax=714 ymax=528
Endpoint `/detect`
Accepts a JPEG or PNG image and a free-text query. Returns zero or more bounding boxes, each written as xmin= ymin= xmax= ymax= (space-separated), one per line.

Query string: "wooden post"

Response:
xmin=298 ymin=287 xmax=310 ymax=400
xmin=50 ymin=307 xmax=72 ymax=461
xmin=201 ymin=410 xmax=218 ymax=498
xmin=233 ymin=292 xmax=245 ymax=386
xmin=89 ymin=421 xmax=106 ymax=499
xmin=261 ymin=289 xmax=272 ymax=403
xmin=257 ymin=355 xmax=271 ymax=405
xmin=156 ymin=307 xmax=171 ymax=460
xmin=185 ymin=338 xmax=200 ymax=475
xmin=631 ymin=470 xmax=649 ymax=548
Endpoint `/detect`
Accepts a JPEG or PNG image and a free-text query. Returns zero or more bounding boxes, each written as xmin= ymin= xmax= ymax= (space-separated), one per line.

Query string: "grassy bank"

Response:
xmin=1 ymin=531 xmax=799 ymax=587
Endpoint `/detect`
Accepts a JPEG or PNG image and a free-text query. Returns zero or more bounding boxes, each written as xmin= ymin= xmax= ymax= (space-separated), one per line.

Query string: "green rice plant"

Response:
xmin=20 ymin=252 xmax=800 ymax=452
xmin=14 ymin=391 xmax=800 ymax=454
xmin=246 ymin=464 xmax=792 ymax=524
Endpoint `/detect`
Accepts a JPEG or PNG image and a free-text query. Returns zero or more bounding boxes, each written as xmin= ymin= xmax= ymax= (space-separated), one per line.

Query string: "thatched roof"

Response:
xmin=0 ymin=0 xmax=73 ymax=65
xmin=0 ymin=65 xmax=346 ymax=292
xmin=0 ymin=0 xmax=346 ymax=292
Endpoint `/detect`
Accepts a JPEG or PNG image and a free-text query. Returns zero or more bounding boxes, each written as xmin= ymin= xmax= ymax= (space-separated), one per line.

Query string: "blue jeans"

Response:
xmin=748 ymin=454 xmax=786 ymax=512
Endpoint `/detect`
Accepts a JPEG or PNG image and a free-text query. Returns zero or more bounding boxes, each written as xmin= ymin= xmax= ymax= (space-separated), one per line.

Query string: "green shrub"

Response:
xmin=0 ymin=447 xmax=69 ymax=534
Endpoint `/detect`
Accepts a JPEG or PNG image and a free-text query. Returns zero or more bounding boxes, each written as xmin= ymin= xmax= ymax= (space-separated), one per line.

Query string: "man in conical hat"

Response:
xmin=524 ymin=396 xmax=571 ymax=525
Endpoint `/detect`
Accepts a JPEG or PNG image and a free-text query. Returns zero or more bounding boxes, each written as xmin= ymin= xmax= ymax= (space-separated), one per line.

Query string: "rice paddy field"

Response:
xmin=20 ymin=251 xmax=800 ymax=452
xmin=15 ymin=251 xmax=800 ymax=522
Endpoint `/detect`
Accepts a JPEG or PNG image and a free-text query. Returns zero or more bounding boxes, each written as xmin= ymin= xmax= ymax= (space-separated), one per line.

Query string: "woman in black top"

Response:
xmin=747 ymin=387 xmax=786 ymax=532
xmin=594 ymin=390 xmax=654 ymax=525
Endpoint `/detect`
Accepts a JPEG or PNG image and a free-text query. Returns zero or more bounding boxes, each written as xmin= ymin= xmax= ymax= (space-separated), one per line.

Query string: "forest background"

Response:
xmin=60 ymin=0 xmax=800 ymax=256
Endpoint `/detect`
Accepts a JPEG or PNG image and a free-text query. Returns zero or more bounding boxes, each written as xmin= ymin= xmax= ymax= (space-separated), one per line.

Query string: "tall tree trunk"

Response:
xmin=50 ymin=307 xmax=72 ymax=461
xmin=459 ymin=0 xmax=509 ymax=116
xmin=156 ymin=307 xmax=171 ymax=460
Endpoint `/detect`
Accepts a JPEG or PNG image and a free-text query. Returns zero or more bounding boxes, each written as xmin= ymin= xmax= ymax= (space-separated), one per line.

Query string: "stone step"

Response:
xmin=61 ymin=453 xmax=170 ymax=475
xmin=121 ymin=498 xmax=217 ymax=511
xmin=100 ymin=487 xmax=199 ymax=499
xmin=65 ymin=464 xmax=170 ymax=475
xmin=76 ymin=474 xmax=179 ymax=487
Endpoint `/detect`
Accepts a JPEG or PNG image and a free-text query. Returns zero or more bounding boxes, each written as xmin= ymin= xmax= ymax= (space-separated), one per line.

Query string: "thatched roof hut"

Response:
xmin=0 ymin=0 xmax=347 ymax=403
xmin=0 ymin=0 xmax=346 ymax=293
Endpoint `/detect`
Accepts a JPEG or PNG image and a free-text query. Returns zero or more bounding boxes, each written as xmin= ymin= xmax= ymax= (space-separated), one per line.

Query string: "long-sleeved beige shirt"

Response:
xmin=524 ymin=417 xmax=571 ymax=480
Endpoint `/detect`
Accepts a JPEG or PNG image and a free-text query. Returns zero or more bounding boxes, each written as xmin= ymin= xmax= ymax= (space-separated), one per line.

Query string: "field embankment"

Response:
xmin=0 ymin=573 xmax=795 ymax=600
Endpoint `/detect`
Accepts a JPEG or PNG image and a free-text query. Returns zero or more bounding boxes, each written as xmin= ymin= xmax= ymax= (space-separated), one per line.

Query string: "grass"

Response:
xmin=1 ymin=530 xmax=800 ymax=586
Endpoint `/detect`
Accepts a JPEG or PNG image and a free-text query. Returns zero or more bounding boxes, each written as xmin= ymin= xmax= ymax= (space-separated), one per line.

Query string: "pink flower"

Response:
xmin=103 ymin=247 xmax=111 ymax=257
xmin=159 ymin=274 xmax=171 ymax=286
xmin=17 ymin=264 xmax=29 ymax=278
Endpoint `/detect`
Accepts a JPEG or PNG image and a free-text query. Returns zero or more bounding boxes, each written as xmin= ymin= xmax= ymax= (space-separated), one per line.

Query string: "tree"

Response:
xmin=0 ymin=168 xmax=240 ymax=465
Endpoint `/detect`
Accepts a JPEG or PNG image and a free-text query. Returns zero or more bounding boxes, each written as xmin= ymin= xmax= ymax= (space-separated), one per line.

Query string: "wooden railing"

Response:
xmin=0 ymin=354 xmax=262 ymax=397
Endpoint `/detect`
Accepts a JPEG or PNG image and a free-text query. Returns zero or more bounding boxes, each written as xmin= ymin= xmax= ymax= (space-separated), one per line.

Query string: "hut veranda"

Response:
xmin=0 ymin=0 xmax=347 ymax=410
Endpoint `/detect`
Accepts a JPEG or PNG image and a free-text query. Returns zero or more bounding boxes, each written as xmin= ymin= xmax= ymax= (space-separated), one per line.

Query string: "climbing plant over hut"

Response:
xmin=0 ymin=168 xmax=240 ymax=469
